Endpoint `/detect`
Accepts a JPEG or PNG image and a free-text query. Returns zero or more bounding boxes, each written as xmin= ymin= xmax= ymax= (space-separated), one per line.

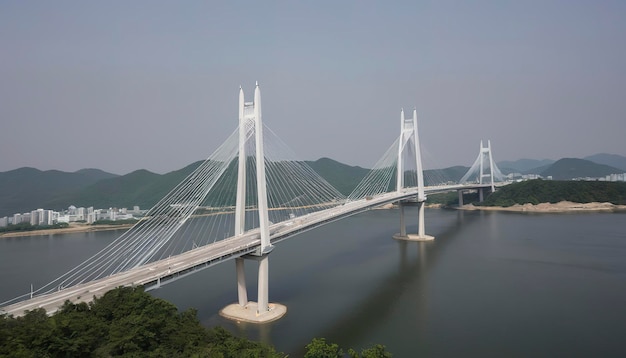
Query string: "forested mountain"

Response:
xmin=305 ymin=157 xmax=369 ymax=195
xmin=42 ymin=162 xmax=204 ymax=212
xmin=0 ymin=168 xmax=118 ymax=217
xmin=0 ymin=159 xmax=368 ymax=216
xmin=540 ymin=158 xmax=622 ymax=180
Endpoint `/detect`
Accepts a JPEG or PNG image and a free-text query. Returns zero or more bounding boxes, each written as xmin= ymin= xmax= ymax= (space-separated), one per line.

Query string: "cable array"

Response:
xmin=4 ymin=113 xmax=428 ymax=306
xmin=153 ymin=121 xmax=347 ymax=256
xmin=29 ymin=128 xmax=241 ymax=296
xmin=347 ymin=137 xmax=400 ymax=201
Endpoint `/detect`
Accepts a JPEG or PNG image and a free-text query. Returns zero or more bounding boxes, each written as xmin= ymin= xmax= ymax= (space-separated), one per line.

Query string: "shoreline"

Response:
xmin=0 ymin=223 xmax=133 ymax=239
xmin=2 ymin=201 xmax=624 ymax=238
xmin=455 ymin=201 xmax=626 ymax=213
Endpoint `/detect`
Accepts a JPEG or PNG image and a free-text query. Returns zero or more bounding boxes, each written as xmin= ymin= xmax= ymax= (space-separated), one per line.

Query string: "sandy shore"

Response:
xmin=0 ymin=223 xmax=133 ymax=239
xmin=457 ymin=201 xmax=626 ymax=213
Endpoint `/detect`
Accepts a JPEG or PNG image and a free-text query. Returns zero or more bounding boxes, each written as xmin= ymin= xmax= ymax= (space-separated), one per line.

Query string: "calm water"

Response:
xmin=1 ymin=208 xmax=626 ymax=357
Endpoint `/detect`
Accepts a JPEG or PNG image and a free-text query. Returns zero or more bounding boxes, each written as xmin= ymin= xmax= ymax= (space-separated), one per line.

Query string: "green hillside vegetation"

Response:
xmin=0 ymin=286 xmax=392 ymax=357
xmin=479 ymin=180 xmax=626 ymax=207
xmin=0 ymin=168 xmax=118 ymax=217
xmin=43 ymin=162 xmax=203 ymax=212
xmin=424 ymin=165 xmax=468 ymax=184
xmin=38 ymin=158 xmax=368 ymax=212
xmin=427 ymin=191 xmax=481 ymax=206
xmin=307 ymin=157 xmax=369 ymax=195
xmin=540 ymin=158 xmax=622 ymax=180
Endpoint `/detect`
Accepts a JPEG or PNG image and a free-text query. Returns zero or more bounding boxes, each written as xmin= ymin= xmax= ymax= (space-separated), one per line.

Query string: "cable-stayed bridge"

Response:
xmin=1 ymin=84 xmax=507 ymax=321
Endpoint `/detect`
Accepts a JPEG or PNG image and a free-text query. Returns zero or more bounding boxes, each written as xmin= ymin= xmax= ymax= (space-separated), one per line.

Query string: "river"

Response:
xmin=1 ymin=208 xmax=625 ymax=357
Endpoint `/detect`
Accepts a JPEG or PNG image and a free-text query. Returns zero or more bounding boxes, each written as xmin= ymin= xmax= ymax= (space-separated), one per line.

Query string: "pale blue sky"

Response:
xmin=1 ymin=1 xmax=625 ymax=174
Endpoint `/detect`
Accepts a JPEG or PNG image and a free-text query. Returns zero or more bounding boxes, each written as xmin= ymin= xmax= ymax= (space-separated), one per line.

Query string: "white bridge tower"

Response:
xmin=220 ymin=83 xmax=286 ymax=323
xmin=458 ymin=140 xmax=505 ymax=204
xmin=393 ymin=109 xmax=434 ymax=241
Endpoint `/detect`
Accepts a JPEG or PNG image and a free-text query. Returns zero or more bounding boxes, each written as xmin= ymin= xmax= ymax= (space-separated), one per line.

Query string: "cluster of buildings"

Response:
xmin=0 ymin=205 xmax=145 ymax=228
xmin=573 ymin=173 xmax=626 ymax=182
xmin=505 ymin=172 xmax=626 ymax=182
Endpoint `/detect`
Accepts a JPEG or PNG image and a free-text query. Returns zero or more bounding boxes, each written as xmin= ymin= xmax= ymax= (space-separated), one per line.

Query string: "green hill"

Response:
xmin=0 ymin=167 xmax=118 ymax=217
xmin=23 ymin=158 xmax=369 ymax=214
xmin=540 ymin=158 xmax=622 ymax=180
xmin=43 ymin=162 xmax=203 ymax=211
xmin=306 ymin=157 xmax=369 ymax=195
xmin=480 ymin=179 xmax=626 ymax=207
xmin=424 ymin=165 xmax=469 ymax=185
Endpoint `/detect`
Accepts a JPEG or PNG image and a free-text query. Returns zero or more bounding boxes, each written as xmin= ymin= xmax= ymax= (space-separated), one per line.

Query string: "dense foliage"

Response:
xmin=0 ymin=222 xmax=69 ymax=234
xmin=426 ymin=191 xmax=481 ymax=207
xmin=1 ymin=287 xmax=393 ymax=357
xmin=479 ymin=180 xmax=626 ymax=207
xmin=0 ymin=167 xmax=118 ymax=217
xmin=304 ymin=338 xmax=392 ymax=358
xmin=0 ymin=287 xmax=283 ymax=357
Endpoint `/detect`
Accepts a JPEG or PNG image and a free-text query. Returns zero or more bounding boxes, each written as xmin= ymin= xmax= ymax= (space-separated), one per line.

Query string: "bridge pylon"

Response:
xmin=458 ymin=140 xmax=505 ymax=204
xmin=393 ymin=108 xmax=434 ymax=242
xmin=220 ymin=83 xmax=286 ymax=323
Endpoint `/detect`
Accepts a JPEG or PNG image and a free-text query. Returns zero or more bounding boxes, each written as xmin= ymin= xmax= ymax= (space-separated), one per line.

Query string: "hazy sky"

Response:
xmin=1 ymin=1 xmax=625 ymax=174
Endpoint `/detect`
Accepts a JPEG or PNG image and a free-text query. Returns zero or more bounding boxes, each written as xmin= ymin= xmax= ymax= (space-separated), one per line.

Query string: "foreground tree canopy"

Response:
xmin=0 ymin=287 xmax=392 ymax=357
xmin=0 ymin=286 xmax=281 ymax=357
xmin=304 ymin=338 xmax=392 ymax=358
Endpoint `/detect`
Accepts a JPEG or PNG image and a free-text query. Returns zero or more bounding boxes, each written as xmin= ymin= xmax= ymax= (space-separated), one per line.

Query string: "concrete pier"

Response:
xmin=220 ymin=302 xmax=287 ymax=323
xmin=394 ymin=201 xmax=435 ymax=241
xmin=393 ymin=232 xmax=435 ymax=241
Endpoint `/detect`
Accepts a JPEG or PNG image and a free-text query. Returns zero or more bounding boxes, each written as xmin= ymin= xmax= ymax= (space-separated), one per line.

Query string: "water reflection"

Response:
xmin=287 ymin=210 xmax=479 ymax=355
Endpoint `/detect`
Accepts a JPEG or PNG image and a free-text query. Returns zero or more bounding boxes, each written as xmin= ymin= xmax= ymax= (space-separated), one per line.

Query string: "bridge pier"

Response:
xmin=458 ymin=190 xmax=464 ymax=206
xmin=393 ymin=201 xmax=434 ymax=241
xmin=220 ymin=253 xmax=286 ymax=323
xmin=399 ymin=203 xmax=407 ymax=237
xmin=236 ymin=257 xmax=248 ymax=306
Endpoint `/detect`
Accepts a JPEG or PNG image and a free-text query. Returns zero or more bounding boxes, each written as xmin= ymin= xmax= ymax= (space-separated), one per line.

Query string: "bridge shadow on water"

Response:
xmin=218 ymin=209 xmax=487 ymax=355
xmin=292 ymin=210 xmax=483 ymax=355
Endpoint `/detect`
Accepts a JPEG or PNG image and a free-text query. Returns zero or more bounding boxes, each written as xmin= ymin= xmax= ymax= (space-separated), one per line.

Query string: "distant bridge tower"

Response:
xmin=458 ymin=140 xmax=504 ymax=204
xmin=221 ymin=83 xmax=286 ymax=323
xmin=479 ymin=140 xmax=496 ymax=191
xmin=393 ymin=109 xmax=434 ymax=241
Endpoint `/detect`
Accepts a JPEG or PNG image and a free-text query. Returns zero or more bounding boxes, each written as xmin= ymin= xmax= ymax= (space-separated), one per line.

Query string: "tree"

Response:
xmin=349 ymin=344 xmax=393 ymax=358
xmin=304 ymin=338 xmax=344 ymax=358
